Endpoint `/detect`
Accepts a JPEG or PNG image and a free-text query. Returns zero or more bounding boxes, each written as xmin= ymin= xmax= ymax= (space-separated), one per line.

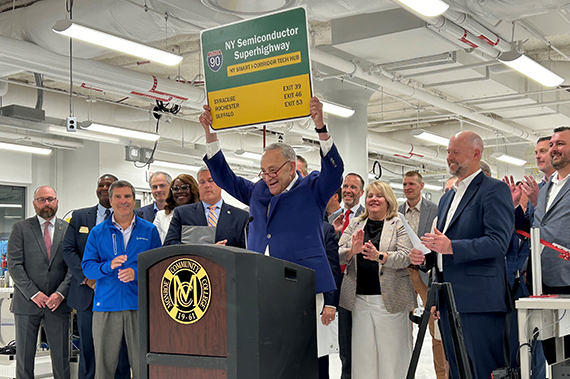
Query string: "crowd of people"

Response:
xmin=6 ymin=96 xmax=570 ymax=379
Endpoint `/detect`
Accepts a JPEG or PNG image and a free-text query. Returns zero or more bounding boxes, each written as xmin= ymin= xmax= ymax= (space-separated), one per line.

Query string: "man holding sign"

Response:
xmin=199 ymin=96 xmax=342 ymax=295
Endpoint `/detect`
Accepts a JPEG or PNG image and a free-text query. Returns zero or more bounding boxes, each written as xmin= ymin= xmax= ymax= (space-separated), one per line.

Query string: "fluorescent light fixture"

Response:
xmin=394 ymin=0 xmax=449 ymax=17
xmin=0 ymin=204 xmax=22 ymax=208
xmin=498 ymin=51 xmax=564 ymax=88
xmin=52 ymin=19 xmax=183 ymax=66
xmin=0 ymin=141 xmax=51 ymax=155
xmin=492 ymin=153 xmax=527 ymax=166
xmin=322 ymin=100 xmax=355 ymax=118
xmin=410 ymin=129 xmax=450 ymax=147
xmin=82 ymin=122 xmax=160 ymax=142
xmin=152 ymin=160 xmax=201 ymax=171
xmin=423 ymin=183 xmax=441 ymax=191
xmin=234 ymin=151 xmax=263 ymax=160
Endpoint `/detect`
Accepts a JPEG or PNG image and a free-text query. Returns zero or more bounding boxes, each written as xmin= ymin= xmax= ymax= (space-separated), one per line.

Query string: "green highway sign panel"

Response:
xmin=201 ymin=7 xmax=312 ymax=130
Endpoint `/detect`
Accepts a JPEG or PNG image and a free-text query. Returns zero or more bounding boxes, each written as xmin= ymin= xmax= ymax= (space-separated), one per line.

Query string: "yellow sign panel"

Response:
xmin=161 ymin=258 xmax=211 ymax=325
xmin=227 ymin=51 xmax=302 ymax=77
xmin=208 ymin=73 xmax=311 ymax=130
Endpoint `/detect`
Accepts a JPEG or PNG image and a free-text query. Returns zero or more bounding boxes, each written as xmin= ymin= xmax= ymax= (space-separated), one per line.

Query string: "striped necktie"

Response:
xmin=207 ymin=206 xmax=218 ymax=227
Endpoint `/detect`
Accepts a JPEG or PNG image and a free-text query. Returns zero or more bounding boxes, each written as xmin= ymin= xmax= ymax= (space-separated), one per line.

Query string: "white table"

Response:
xmin=516 ymin=297 xmax=570 ymax=379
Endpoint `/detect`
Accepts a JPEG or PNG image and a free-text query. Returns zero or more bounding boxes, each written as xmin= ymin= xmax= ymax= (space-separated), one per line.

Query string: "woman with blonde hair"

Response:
xmin=339 ymin=180 xmax=415 ymax=379
xmin=154 ymin=174 xmax=200 ymax=242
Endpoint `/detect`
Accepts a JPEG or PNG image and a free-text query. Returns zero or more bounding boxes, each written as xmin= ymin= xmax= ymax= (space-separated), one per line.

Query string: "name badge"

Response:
xmin=79 ymin=226 xmax=89 ymax=234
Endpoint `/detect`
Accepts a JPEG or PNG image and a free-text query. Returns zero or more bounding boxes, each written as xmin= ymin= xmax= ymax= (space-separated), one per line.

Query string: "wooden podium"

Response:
xmin=138 ymin=244 xmax=317 ymax=379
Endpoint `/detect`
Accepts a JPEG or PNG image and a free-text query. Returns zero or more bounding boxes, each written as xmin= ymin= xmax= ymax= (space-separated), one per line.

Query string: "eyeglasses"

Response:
xmin=171 ymin=184 xmax=191 ymax=192
xmin=34 ymin=197 xmax=57 ymax=204
xmin=258 ymin=161 xmax=290 ymax=179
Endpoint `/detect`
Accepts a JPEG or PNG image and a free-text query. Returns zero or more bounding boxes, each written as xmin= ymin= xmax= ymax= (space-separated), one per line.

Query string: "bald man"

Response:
xmin=411 ymin=131 xmax=514 ymax=379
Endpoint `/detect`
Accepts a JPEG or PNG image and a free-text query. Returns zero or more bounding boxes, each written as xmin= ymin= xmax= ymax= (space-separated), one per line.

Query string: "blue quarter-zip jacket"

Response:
xmin=81 ymin=214 xmax=161 ymax=312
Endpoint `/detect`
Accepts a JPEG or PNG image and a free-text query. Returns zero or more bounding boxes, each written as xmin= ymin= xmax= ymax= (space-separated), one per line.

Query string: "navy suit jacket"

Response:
xmin=204 ymin=145 xmax=343 ymax=294
xmin=435 ymin=171 xmax=514 ymax=313
xmin=62 ymin=205 xmax=98 ymax=311
xmin=135 ymin=203 xmax=156 ymax=223
xmin=323 ymin=222 xmax=341 ymax=307
xmin=164 ymin=201 xmax=249 ymax=248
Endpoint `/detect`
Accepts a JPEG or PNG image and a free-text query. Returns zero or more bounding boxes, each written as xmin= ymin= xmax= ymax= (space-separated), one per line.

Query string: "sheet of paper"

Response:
xmin=399 ymin=212 xmax=431 ymax=255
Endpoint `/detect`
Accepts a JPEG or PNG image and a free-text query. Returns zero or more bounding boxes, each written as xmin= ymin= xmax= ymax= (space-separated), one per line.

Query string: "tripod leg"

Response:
xmin=407 ymin=283 xmax=440 ymax=379
xmin=442 ymin=283 xmax=473 ymax=379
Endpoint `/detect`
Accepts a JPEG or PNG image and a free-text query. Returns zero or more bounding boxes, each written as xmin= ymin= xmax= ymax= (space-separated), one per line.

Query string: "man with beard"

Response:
xmin=8 ymin=186 xmax=72 ymax=379
xmin=410 ymin=131 xmax=514 ymax=379
xmin=534 ymin=127 xmax=570 ymax=363
xmin=63 ymin=174 xmax=130 ymax=379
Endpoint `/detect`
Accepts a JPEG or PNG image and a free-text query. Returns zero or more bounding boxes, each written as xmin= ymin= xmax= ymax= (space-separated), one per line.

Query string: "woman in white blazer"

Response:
xmin=339 ymin=181 xmax=415 ymax=379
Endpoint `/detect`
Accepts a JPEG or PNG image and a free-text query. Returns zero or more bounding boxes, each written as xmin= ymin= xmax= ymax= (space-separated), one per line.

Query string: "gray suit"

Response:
xmin=534 ymin=175 xmax=570 ymax=287
xmin=8 ymin=216 xmax=71 ymax=379
xmin=398 ymin=198 xmax=438 ymax=239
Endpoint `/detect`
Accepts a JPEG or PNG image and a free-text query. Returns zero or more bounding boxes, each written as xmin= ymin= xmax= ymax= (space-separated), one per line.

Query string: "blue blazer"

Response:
xmin=204 ymin=145 xmax=344 ymax=294
xmin=164 ymin=201 xmax=249 ymax=248
xmin=62 ymin=205 xmax=98 ymax=311
xmin=436 ymin=171 xmax=513 ymax=313
xmin=135 ymin=203 xmax=156 ymax=223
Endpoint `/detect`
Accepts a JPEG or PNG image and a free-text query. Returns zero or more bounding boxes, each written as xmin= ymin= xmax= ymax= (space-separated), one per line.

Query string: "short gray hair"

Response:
xmin=264 ymin=143 xmax=296 ymax=162
xmin=480 ymin=160 xmax=492 ymax=177
xmin=109 ymin=180 xmax=136 ymax=198
xmin=197 ymin=166 xmax=210 ymax=177
xmin=149 ymin=171 xmax=172 ymax=188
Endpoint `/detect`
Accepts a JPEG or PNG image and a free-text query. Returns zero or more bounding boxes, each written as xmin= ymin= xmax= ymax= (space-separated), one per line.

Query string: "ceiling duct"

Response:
xmin=449 ymin=0 xmax=570 ymax=22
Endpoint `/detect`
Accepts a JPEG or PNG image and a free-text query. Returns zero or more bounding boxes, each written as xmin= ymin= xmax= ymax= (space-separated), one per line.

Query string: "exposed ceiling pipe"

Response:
xmin=450 ymin=0 xmax=570 ymax=21
xmin=33 ymin=73 xmax=43 ymax=110
xmin=0 ymin=81 xmax=8 ymax=97
xmin=0 ymin=129 xmax=84 ymax=149
xmin=0 ymin=35 xmax=206 ymax=106
xmin=310 ymin=48 xmax=540 ymax=142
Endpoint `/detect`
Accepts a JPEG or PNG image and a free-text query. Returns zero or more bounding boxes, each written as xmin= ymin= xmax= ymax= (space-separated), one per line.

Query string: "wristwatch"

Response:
xmin=315 ymin=124 xmax=328 ymax=133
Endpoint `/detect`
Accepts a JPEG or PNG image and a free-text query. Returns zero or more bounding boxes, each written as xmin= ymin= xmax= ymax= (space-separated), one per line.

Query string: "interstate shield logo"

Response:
xmin=207 ymin=50 xmax=223 ymax=72
xmin=161 ymin=258 xmax=211 ymax=324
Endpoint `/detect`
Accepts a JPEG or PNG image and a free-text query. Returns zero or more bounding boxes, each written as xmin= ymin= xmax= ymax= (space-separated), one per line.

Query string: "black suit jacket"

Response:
xmin=135 ymin=203 xmax=156 ymax=223
xmin=164 ymin=201 xmax=249 ymax=248
xmin=62 ymin=205 xmax=98 ymax=311
xmin=8 ymin=217 xmax=71 ymax=315
xmin=323 ymin=222 xmax=341 ymax=307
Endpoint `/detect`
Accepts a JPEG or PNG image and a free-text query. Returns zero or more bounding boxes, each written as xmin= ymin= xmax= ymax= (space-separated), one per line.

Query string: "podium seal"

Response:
xmin=161 ymin=258 xmax=212 ymax=324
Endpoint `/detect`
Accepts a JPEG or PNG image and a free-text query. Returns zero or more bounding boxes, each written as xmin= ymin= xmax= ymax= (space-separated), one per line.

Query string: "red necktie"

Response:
xmin=342 ymin=209 xmax=352 ymax=232
xmin=44 ymin=222 xmax=52 ymax=259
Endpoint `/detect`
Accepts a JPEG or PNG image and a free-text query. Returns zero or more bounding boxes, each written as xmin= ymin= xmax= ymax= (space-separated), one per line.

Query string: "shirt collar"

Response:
xmin=153 ymin=202 xmax=159 ymax=213
xmin=97 ymin=203 xmax=112 ymax=215
xmin=344 ymin=203 xmax=361 ymax=214
xmin=453 ymin=169 xmax=481 ymax=193
xmin=552 ymin=171 xmax=570 ymax=185
xmin=405 ymin=196 xmax=422 ymax=212
xmin=112 ymin=212 xmax=136 ymax=230
xmin=202 ymin=199 xmax=223 ymax=210
xmin=284 ymin=172 xmax=299 ymax=193
xmin=37 ymin=215 xmax=55 ymax=226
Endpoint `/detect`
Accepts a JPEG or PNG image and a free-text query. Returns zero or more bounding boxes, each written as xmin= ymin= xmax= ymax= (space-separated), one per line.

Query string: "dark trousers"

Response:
xmin=15 ymin=310 xmax=70 ymax=379
xmin=338 ymin=306 xmax=352 ymax=379
xmin=439 ymin=304 xmax=507 ymax=379
xmin=318 ymin=355 xmax=329 ymax=379
xmin=76 ymin=308 xmax=131 ymax=379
